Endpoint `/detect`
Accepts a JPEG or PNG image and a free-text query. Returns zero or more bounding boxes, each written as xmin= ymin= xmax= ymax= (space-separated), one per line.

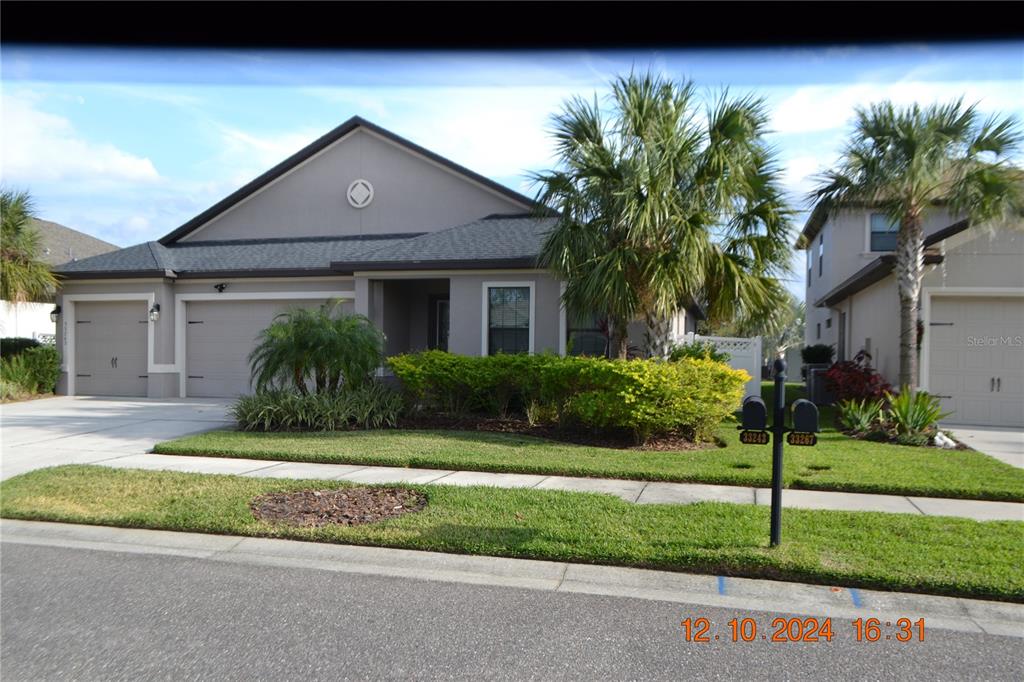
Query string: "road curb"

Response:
xmin=2 ymin=519 xmax=1022 ymax=638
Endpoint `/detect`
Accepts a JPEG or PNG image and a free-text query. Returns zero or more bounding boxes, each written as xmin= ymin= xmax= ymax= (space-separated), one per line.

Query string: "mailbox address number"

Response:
xmin=740 ymin=430 xmax=770 ymax=445
xmin=787 ymin=432 xmax=817 ymax=446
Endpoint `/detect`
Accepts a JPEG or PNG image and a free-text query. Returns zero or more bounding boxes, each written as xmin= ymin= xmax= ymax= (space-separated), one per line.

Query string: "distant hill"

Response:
xmin=31 ymin=218 xmax=119 ymax=267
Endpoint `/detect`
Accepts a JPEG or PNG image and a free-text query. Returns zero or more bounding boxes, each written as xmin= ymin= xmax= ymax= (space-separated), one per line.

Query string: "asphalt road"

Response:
xmin=1 ymin=543 xmax=1020 ymax=681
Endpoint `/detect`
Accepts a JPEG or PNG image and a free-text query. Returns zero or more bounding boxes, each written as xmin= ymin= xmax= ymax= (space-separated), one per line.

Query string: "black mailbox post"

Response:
xmin=736 ymin=358 xmax=819 ymax=547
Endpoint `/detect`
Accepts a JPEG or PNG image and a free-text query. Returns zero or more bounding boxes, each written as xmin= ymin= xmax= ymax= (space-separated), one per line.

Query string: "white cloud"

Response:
xmin=0 ymin=91 xmax=161 ymax=186
xmin=771 ymin=79 xmax=1023 ymax=134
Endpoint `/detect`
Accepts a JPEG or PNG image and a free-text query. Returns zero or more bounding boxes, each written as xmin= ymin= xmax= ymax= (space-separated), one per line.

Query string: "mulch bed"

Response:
xmin=250 ymin=487 xmax=427 ymax=527
xmin=397 ymin=414 xmax=714 ymax=451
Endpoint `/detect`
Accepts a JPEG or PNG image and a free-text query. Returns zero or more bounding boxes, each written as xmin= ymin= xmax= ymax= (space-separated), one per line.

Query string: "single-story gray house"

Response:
xmin=53 ymin=117 xmax=702 ymax=398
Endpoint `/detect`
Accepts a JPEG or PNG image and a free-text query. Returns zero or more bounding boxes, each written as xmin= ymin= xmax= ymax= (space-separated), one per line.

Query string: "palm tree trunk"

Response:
xmin=609 ymin=316 xmax=629 ymax=359
xmin=896 ymin=212 xmax=925 ymax=391
xmin=643 ymin=311 xmax=672 ymax=359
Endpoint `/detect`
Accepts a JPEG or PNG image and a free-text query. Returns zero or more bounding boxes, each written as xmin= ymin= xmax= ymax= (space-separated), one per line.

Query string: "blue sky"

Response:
xmin=2 ymin=43 xmax=1022 ymax=296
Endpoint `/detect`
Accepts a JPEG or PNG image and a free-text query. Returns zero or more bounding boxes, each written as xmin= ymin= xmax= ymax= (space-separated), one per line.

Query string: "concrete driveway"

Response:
xmin=942 ymin=423 xmax=1024 ymax=469
xmin=1 ymin=396 xmax=233 ymax=480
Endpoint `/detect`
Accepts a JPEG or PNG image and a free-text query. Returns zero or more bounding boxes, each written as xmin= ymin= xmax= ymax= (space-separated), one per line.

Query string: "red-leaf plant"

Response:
xmin=824 ymin=350 xmax=892 ymax=401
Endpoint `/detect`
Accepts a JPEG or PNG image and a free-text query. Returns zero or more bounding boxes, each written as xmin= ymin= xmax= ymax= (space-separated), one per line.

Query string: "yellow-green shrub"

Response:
xmin=387 ymin=351 xmax=748 ymax=443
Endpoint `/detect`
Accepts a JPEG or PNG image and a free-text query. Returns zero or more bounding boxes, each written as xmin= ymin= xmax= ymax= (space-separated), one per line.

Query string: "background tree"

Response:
xmin=809 ymin=99 xmax=1023 ymax=390
xmin=1 ymin=188 xmax=58 ymax=303
xmin=532 ymin=72 xmax=794 ymax=359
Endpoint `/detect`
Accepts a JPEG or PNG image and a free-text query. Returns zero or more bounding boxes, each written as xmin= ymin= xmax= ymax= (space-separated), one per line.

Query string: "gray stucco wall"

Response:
xmin=182 ymin=129 xmax=528 ymax=242
xmin=838 ymin=223 xmax=1023 ymax=386
xmin=445 ymin=272 xmax=563 ymax=357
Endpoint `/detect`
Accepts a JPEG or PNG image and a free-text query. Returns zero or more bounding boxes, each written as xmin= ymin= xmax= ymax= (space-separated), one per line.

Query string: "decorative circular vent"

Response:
xmin=347 ymin=179 xmax=374 ymax=209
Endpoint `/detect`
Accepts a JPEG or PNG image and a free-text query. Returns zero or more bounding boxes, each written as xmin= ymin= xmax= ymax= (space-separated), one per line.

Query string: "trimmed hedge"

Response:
xmin=0 ymin=337 xmax=41 ymax=360
xmin=387 ymin=351 xmax=748 ymax=443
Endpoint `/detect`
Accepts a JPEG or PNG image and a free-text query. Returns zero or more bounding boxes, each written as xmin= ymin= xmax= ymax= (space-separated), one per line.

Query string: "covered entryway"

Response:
xmin=927 ymin=296 xmax=1024 ymax=427
xmin=73 ymin=301 xmax=149 ymax=397
xmin=184 ymin=299 xmax=341 ymax=398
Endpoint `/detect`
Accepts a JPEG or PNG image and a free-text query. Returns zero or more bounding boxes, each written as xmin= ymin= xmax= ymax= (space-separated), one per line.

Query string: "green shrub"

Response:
xmin=388 ymin=352 xmax=748 ymax=443
xmin=231 ymin=383 xmax=404 ymax=432
xmin=837 ymin=397 xmax=884 ymax=433
xmin=0 ymin=354 xmax=35 ymax=390
xmin=0 ymin=378 xmax=30 ymax=401
xmin=800 ymin=344 xmax=835 ymax=365
xmin=0 ymin=337 xmax=41 ymax=360
xmin=667 ymin=340 xmax=730 ymax=363
xmin=885 ymin=388 xmax=951 ymax=437
xmin=20 ymin=345 xmax=60 ymax=393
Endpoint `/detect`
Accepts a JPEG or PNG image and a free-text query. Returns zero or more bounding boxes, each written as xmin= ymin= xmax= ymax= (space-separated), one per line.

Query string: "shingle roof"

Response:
xmin=32 ymin=218 xmax=119 ymax=266
xmin=335 ymin=215 xmax=559 ymax=271
xmin=55 ymin=214 xmax=558 ymax=279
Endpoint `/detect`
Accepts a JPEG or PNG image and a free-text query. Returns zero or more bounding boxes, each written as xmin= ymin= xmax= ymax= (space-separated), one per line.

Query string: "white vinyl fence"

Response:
xmin=0 ymin=301 xmax=56 ymax=342
xmin=678 ymin=332 xmax=762 ymax=398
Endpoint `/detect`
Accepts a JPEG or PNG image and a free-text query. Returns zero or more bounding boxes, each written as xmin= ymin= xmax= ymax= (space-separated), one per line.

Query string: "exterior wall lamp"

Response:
xmin=149 ymin=303 xmax=161 ymax=322
xmin=50 ymin=305 xmax=61 ymax=323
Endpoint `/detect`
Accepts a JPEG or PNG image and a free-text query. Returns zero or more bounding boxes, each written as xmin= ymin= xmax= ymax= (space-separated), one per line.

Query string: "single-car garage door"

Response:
xmin=185 ymin=299 xmax=338 ymax=398
xmin=928 ymin=296 xmax=1023 ymax=427
xmin=74 ymin=301 xmax=149 ymax=397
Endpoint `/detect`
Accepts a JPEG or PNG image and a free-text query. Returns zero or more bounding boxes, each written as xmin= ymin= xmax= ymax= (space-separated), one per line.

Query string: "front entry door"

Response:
xmin=428 ymin=297 xmax=449 ymax=351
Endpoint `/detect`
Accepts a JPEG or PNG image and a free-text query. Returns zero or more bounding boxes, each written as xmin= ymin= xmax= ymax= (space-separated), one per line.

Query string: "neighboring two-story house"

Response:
xmin=52 ymin=117 xmax=703 ymax=399
xmin=799 ymin=205 xmax=1023 ymax=427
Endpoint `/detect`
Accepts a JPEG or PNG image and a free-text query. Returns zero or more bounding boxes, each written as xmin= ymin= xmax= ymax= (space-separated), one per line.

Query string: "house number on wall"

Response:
xmin=347 ymin=179 xmax=374 ymax=208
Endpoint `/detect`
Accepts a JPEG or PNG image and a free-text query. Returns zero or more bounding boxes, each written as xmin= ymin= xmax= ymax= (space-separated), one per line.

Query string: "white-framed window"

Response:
xmin=826 ymin=317 xmax=832 ymax=329
xmin=816 ymin=322 xmax=821 ymax=340
xmin=481 ymin=281 xmax=535 ymax=355
xmin=869 ymin=212 xmax=899 ymax=252
xmin=806 ymin=247 xmax=812 ymax=282
xmin=817 ymin=233 xmax=824 ymax=277
xmin=566 ymin=308 xmax=607 ymax=357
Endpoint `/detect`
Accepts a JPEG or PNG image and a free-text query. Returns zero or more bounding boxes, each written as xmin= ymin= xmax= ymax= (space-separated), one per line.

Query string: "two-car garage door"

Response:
xmin=928 ymin=296 xmax=1024 ymax=427
xmin=185 ymin=300 xmax=328 ymax=398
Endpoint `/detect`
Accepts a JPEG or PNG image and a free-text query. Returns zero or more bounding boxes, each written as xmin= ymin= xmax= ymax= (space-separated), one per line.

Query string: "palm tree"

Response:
xmin=531 ymin=72 xmax=794 ymax=359
xmin=809 ymin=100 xmax=1023 ymax=390
xmin=1 ymin=188 xmax=58 ymax=303
xmin=248 ymin=301 xmax=384 ymax=394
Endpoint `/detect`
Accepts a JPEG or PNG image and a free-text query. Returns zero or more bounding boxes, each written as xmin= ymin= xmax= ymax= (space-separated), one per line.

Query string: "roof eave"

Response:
xmin=55 ymin=269 xmax=177 ymax=281
xmin=335 ymin=257 xmax=539 ymax=274
xmin=814 ymin=253 xmax=944 ymax=308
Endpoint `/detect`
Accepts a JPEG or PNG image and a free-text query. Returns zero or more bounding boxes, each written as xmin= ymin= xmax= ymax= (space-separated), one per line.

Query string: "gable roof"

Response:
xmin=158 ymin=116 xmax=548 ymax=245
xmin=32 ymin=218 xmax=118 ymax=266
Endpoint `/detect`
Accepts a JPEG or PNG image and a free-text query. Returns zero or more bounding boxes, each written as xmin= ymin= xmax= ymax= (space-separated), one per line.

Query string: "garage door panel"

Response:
xmin=73 ymin=301 xmax=148 ymax=397
xmin=928 ymin=296 xmax=1023 ymax=427
xmin=185 ymin=299 xmax=329 ymax=398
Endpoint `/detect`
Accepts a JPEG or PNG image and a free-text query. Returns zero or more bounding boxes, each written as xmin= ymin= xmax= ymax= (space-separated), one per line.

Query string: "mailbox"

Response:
xmin=741 ymin=395 xmax=768 ymax=430
xmin=791 ymin=399 xmax=820 ymax=434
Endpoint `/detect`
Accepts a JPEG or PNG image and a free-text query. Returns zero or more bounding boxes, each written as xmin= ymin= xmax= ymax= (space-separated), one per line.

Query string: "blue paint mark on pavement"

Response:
xmin=717 ymin=576 xmax=726 ymax=595
xmin=849 ymin=588 xmax=862 ymax=607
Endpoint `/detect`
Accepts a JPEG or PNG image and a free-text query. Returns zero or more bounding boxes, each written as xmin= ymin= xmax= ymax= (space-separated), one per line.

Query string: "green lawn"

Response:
xmin=154 ymin=424 xmax=1024 ymax=502
xmin=2 ymin=465 xmax=1021 ymax=602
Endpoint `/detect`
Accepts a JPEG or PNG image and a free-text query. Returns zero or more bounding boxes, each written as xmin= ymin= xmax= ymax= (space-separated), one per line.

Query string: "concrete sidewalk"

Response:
xmin=3 ymin=519 xmax=1022 ymax=638
xmin=85 ymin=452 xmax=1024 ymax=522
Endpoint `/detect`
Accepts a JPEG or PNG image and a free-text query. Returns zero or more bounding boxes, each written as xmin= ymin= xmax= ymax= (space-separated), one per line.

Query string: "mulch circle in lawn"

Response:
xmin=250 ymin=487 xmax=427 ymax=528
